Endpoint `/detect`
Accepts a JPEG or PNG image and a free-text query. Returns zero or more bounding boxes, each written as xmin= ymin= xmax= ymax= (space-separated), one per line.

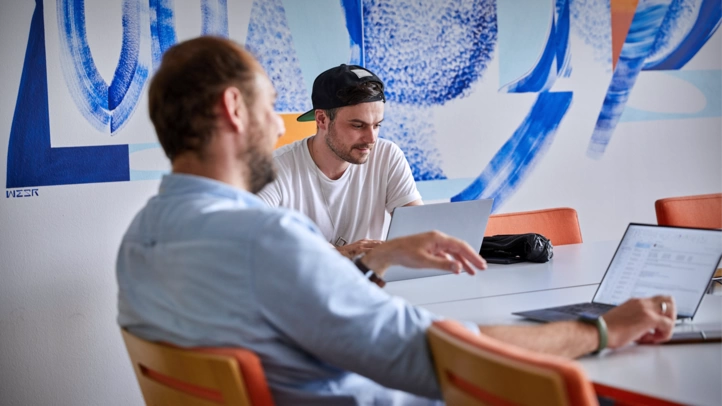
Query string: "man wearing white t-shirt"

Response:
xmin=258 ymin=64 xmax=422 ymax=257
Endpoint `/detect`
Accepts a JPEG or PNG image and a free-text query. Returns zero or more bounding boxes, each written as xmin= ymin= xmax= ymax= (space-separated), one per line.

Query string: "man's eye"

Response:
xmin=353 ymin=125 xmax=363 ymax=129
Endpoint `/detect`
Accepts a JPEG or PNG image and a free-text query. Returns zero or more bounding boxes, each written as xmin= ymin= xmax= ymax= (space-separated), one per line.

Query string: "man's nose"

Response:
xmin=361 ymin=126 xmax=376 ymax=144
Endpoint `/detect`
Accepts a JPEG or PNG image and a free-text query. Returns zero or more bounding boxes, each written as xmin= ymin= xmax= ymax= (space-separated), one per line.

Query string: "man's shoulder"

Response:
xmin=213 ymin=205 xmax=321 ymax=243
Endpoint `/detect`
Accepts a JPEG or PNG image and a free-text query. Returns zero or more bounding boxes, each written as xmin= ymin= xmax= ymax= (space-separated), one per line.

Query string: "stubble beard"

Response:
xmin=245 ymin=122 xmax=277 ymax=194
xmin=325 ymin=121 xmax=373 ymax=165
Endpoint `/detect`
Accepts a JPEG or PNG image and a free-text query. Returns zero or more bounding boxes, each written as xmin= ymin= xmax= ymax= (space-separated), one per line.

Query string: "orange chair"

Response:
xmin=655 ymin=193 xmax=722 ymax=229
xmin=427 ymin=320 xmax=598 ymax=406
xmin=484 ymin=207 xmax=583 ymax=246
xmin=121 ymin=329 xmax=274 ymax=406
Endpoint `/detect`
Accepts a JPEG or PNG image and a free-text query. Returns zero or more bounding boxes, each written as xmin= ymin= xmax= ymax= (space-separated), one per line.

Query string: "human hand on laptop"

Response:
xmin=335 ymin=239 xmax=384 ymax=258
xmin=603 ymin=296 xmax=677 ymax=348
xmin=359 ymin=231 xmax=487 ymax=277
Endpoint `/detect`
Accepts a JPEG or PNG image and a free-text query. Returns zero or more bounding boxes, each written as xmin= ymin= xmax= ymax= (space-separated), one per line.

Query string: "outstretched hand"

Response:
xmin=361 ymin=231 xmax=487 ymax=277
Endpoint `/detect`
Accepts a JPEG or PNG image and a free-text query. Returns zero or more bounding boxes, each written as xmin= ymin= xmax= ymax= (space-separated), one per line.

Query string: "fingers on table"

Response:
xmin=435 ymin=233 xmax=487 ymax=270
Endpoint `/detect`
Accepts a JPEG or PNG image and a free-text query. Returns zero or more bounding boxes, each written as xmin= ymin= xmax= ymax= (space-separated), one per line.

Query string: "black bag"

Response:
xmin=480 ymin=233 xmax=553 ymax=264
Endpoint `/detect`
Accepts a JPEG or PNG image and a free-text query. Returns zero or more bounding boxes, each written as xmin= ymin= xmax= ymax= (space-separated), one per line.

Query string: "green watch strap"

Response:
xmin=578 ymin=315 xmax=608 ymax=355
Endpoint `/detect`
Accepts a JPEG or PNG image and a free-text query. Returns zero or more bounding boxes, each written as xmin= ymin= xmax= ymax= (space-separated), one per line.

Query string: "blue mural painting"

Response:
xmin=6 ymin=0 xmax=228 ymax=188
xmin=588 ymin=0 xmax=721 ymax=159
xmin=150 ymin=0 xmax=176 ymax=70
xmin=5 ymin=0 xmax=719 ymax=210
xmin=6 ymin=0 xmax=130 ymax=188
xmin=363 ymin=0 xmax=497 ymax=181
xmin=588 ymin=0 xmax=673 ymax=159
xmin=341 ymin=0 xmax=364 ymax=66
xmin=451 ymin=0 xmax=575 ymax=210
xmin=58 ymin=0 xmax=150 ymax=134
xmin=645 ymin=0 xmax=721 ymax=70
xmin=501 ymin=0 xmax=572 ymax=93
xmin=570 ymin=0 xmax=612 ymax=67
xmin=452 ymin=92 xmax=573 ymax=211
xmin=246 ymin=0 xmax=310 ymax=113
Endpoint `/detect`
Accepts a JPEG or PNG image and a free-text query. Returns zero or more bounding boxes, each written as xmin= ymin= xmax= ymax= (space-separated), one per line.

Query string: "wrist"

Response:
xmin=359 ymin=249 xmax=392 ymax=276
xmin=353 ymin=254 xmax=386 ymax=288
xmin=578 ymin=315 xmax=608 ymax=355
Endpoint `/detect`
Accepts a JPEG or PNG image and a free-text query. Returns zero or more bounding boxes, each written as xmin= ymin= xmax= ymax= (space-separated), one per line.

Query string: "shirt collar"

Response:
xmin=158 ymin=173 xmax=267 ymax=208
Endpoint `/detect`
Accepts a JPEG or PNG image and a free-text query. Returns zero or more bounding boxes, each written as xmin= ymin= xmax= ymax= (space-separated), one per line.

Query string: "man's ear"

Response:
xmin=221 ymin=86 xmax=248 ymax=134
xmin=315 ymin=109 xmax=328 ymax=131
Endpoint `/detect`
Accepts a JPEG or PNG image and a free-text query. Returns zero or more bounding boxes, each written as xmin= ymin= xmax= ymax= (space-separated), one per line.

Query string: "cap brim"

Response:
xmin=296 ymin=109 xmax=315 ymax=122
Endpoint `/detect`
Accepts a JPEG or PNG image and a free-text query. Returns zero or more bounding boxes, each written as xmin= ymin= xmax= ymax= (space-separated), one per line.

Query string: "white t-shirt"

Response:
xmin=258 ymin=137 xmax=421 ymax=244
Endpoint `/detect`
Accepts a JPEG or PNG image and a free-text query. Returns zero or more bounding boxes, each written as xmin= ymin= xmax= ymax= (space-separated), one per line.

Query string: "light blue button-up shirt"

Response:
xmin=117 ymin=174 xmax=476 ymax=405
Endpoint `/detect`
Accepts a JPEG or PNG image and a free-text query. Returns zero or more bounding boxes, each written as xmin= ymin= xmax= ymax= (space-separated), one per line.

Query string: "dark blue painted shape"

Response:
xmin=6 ymin=0 xmax=130 ymax=188
xmin=342 ymin=0 xmax=364 ymax=65
xmin=451 ymin=92 xmax=573 ymax=211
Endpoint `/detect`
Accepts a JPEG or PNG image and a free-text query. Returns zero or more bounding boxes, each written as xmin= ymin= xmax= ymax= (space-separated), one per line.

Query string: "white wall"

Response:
xmin=0 ymin=2 xmax=148 ymax=404
xmin=0 ymin=1 xmax=720 ymax=405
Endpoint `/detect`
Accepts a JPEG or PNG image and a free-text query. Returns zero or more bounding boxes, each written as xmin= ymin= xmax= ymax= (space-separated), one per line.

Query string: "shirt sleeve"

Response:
xmin=384 ymin=142 xmax=422 ymax=213
xmin=256 ymin=179 xmax=282 ymax=207
xmin=251 ymin=211 xmax=443 ymax=399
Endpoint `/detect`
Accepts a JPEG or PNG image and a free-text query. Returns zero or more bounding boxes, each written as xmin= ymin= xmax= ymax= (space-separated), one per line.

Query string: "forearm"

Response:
xmin=479 ymin=321 xmax=599 ymax=359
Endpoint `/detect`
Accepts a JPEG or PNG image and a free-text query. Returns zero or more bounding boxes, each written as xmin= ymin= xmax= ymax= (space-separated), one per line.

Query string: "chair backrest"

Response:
xmin=427 ymin=320 xmax=598 ymax=406
xmin=484 ymin=207 xmax=583 ymax=246
xmin=655 ymin=193 xmax=722 ymax=229
xmin=121 ymin=329 xmax=274 ymax=406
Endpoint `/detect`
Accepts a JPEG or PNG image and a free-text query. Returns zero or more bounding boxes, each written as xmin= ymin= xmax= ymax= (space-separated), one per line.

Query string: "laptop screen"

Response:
xmin=593 ymin=224 xmax=722 ymax=318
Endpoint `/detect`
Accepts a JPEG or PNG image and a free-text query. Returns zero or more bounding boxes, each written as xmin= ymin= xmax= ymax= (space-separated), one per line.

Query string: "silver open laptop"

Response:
xmin=514 ymin=223 xmax=722 ymax=322
xmin=383 ymin=199 xmax=493 ymax=282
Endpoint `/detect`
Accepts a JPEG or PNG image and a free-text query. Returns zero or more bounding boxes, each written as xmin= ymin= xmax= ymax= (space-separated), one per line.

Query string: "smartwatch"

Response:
xmin=578 ymin=315 xmax=608 ymax=355
xmin=353 ymin=254 xmax=386 ymax=288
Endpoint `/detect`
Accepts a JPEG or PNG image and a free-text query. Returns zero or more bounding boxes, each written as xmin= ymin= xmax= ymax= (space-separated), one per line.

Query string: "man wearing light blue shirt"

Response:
xmin=118 ymin=37 xmax=679 ymax=405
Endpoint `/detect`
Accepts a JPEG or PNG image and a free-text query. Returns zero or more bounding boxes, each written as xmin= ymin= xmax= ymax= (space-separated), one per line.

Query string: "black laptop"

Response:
xmin=514 ymin=223 xmax=722 ymax=322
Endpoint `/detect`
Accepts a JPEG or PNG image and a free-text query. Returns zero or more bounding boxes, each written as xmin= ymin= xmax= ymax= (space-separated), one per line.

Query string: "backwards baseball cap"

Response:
xmin=296 ymin=64 xmax=385 ymax=122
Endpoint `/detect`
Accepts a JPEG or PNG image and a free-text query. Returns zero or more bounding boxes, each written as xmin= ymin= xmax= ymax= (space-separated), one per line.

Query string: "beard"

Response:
xmin=243 ymin=120 xmax=277 ymax=194
xmin=246 ymin=145 xmax=276 ymax=194
xmin=325 ymin=122 xmax=373 ymax=165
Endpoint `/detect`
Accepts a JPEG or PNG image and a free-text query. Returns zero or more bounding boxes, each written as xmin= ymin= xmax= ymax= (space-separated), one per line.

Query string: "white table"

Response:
xmin=385 ymin=240 xmax=618 ymax=306
xmin=387 ymin=241 xmax=722 ymax=406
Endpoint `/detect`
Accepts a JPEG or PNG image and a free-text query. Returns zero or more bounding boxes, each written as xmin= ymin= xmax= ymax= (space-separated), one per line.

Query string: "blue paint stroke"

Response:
xmin=150 ymin=0 xmax=176 ymax=70
xmin=363 ymin=0 xmax=497 ymax=181
xmin=363 ymin=0 xmax=497 ymax=106
xmin=501 ymin=0 xmax=571 ymax=93
xmin=569 ymin=0 xmax=612 ymax=68
xmin=379 ymin=104 xmax=446 ymax=181
xmin=587 ymin=0 xmax=672 ymax=159
xmin=149 ymin=0 xmax=228 ymax=70
xmin=619 ymin=70 xmax=721 ymax=122
xmin=644 ymin=0 xmax=721 ymax=70
xmin=58 ymin=0 xmax=150 ymax=133
xmin=342 ymin=0 xmax=364 ymax=65
xmin=246 ymin=0 xmax=310 ymax=113
xmin=201 ymin=0 xmax=228 ymax=36
xmin=451 ymin=92 xmax=573 ymax=212
xmin=6 ymin=0 xmax=129 ymax=188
